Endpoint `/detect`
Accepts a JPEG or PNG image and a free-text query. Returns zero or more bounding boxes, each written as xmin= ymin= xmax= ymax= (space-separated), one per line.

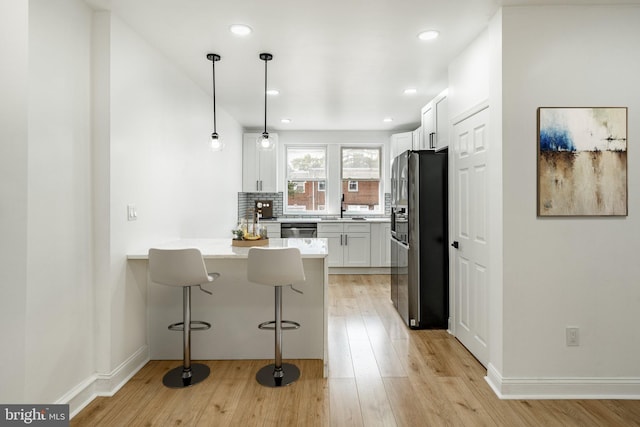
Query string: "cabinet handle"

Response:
xmin=429 ymin=132 xmax=436 ymax=149
xmin=256 ymin=180 xmax=259 ymax=191
xmin=340 ymin=235 xmax=343 ymax=246
xmin=345 ymin=234 xmax=348 ymax=245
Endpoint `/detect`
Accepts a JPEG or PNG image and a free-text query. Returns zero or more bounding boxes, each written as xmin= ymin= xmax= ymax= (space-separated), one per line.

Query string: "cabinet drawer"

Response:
xmin=317 ymin=223 xmax=343 ymax=233
xmin=344 ymin=223 xmax=370 ymax=233
xmin=264 ymin=223 xmax=281 ymax=238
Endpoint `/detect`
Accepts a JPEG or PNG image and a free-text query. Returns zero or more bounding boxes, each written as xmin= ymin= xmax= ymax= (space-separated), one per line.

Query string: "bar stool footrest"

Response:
xmin=168 ymin=320 xmax=211 ymax=331
xmin=258 ymin=320 xmax=300 ymax=331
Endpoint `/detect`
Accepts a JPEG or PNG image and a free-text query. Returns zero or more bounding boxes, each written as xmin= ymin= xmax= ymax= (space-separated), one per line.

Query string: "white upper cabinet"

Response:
xmin=242 ymin=133 xmax=278 ymax=192
xmin=420 ymin=102 xmax=434 ymax=150
xmin=434 ymin=93 xmax=449 ymax=151
xmin=420 ymin=90 xmax=448 ymax=151
xmin=390 ymin=131 xmax=413 ymax=162
xmin=412 ymin=126 xmax=422 ymax=151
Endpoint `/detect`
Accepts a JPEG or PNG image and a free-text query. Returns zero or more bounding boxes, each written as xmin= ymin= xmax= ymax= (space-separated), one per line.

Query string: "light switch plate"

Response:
xmin=127 ymin=204 xmax=137 ymax=221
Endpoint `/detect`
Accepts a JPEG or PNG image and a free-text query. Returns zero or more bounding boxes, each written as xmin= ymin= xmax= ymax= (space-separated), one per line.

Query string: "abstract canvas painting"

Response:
xmin=537 ymin=107 xmax=627 ymax=216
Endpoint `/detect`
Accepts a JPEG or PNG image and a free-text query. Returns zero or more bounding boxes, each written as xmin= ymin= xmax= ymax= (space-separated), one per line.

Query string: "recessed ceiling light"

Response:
xmin=404 ymin=88 xmax=417 ymax=95
xmin=281 ymin=118 xmax=292 ymax=124
xmin=418 ymin=30 xmax=439 ymax=41
xmin=383 ymin=117 xmax=393 ymax=123
xmin=229 ymin=24 xmax=252 ymax=36
xmin=266 ymin=89 xmax=279 ymax=96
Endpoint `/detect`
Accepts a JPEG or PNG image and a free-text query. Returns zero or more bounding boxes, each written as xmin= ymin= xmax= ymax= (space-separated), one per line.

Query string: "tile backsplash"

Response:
xmin=238 ymin=192 xmax=283 ymax=220
xmin=238 ymin=192 xmax=391 ymax=221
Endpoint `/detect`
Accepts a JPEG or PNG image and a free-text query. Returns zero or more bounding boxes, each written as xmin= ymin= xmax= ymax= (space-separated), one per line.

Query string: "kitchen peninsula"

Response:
xmin=127 ymin=238 xmax=329 ymax=375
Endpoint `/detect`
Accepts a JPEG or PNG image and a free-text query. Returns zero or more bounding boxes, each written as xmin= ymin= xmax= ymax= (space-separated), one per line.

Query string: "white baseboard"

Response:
xmin=57 ymin=345 xmax=149 ymax=419
xmin=486 ymin=363 xmax=640 ymax=399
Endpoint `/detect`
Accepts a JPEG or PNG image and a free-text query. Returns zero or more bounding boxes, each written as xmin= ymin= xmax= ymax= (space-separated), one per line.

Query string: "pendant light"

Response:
xmin=207 ymin=53 xmax=223 ymax=151
xmin=257 ymin=53 xmax=275 ymax=151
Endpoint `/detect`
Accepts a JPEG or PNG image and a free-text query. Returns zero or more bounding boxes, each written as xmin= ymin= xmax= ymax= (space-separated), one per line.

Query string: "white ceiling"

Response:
xmin=86 ymin=0 xmax=640 ymax=132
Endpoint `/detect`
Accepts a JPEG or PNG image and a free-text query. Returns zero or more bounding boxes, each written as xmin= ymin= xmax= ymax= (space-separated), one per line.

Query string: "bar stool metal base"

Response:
xmin=162 ymin=363 xmax=210 ymax=388
xmin=256 ymin=363 xmax=300 ymax=387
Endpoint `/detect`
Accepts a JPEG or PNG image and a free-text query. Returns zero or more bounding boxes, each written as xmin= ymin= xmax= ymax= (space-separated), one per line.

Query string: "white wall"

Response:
xmin=499 ymin=5 xmax=640 ymax=393
xmin=0 ymin=0 xmax=243 ymax=408
xmin=107 ymin=14 xmax=243 ymax=370
xmin=450 ymin=5 xmax=640 ymax=397
xmin=24 ymin=0 xmax=95 ymax=404
xmin=448 ymin=30 xmax=490 ymax=121
xmin=0 ymin=0 xmax=29 ymax=403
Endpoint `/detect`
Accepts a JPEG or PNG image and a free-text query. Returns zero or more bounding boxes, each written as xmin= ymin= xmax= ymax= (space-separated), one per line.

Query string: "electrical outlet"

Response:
xmin=566 ymin=327 xmax=580 ymax=346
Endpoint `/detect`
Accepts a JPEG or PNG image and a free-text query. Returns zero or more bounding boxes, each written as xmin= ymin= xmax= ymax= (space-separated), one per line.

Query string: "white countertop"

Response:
xmin=127 ymin=237 xmax=328 ymax=259
xmin=261 ymin=217 xmax=390 ymax=223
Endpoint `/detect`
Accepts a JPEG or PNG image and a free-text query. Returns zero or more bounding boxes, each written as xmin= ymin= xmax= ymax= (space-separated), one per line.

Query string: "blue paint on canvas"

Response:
xmin=539 ymin=126 xmax=575 ymax=151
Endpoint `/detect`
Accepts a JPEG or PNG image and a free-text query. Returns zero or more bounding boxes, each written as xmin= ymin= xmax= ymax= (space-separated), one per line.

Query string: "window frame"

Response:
xmin=284 ymin=145 xmax=328 ymax=215
xmin=340 ymin=146 xmax=383 ymax=215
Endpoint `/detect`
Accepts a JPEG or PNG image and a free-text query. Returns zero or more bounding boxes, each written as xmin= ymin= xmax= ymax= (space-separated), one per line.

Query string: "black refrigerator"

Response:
xmin=390 ymin=149 xmax=448 ymax=329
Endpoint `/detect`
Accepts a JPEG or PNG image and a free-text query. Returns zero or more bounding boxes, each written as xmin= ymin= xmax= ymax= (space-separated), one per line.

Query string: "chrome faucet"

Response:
xmin=340 ymin=194 xmax=346 ymax=218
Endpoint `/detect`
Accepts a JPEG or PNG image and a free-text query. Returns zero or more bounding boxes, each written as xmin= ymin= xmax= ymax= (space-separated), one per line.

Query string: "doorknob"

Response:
xmin=451 ymin=241 xmax=459 ymax=249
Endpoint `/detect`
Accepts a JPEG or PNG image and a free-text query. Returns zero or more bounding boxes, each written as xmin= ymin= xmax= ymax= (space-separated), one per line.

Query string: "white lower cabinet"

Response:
xmin=317 ymin=222 xmax=371 ymax=267
xmin=263 ymin=222 xmax=281 ymax=239
xmin=370 ymin=222 xmax=391 ymax=267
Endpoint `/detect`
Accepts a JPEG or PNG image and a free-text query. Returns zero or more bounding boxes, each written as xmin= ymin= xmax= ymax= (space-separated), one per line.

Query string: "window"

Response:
xmin=286 ymin=147 xmax=326 ymax=213
xmin=341 ymin=147 xmax=381 ymax=213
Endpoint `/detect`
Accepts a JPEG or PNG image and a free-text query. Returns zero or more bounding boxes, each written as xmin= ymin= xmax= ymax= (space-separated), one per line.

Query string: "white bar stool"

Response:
xmin=148 ymin=248 xmax=219 ymax=388
xmin=247 ymin=247 xmax=305 ymax=387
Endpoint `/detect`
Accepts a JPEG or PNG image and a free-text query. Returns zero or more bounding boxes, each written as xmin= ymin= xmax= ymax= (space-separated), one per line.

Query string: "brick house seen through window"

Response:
xmin=286 ymin=146 xmax=326 ymax=212
xmin=341 ymin=147 xmax=381 ymax=212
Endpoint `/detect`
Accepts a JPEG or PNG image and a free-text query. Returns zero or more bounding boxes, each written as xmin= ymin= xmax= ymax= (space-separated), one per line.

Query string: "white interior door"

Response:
xmin=451 ymin=106 xmax=490 ymax=366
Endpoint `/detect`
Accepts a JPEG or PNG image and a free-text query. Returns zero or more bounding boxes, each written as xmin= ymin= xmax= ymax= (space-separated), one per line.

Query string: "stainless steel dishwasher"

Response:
xmin=280 ymin=222 xmax=317 ymax=238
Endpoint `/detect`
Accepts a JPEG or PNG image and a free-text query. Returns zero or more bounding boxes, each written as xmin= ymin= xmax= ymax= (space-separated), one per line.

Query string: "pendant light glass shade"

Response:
xmin=257 ymin=53 xmax=275 ymax=151
xmin=207 ymin=53 xmax=224 ymax=151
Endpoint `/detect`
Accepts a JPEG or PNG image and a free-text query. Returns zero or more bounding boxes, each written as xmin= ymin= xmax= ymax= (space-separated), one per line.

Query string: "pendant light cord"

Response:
xmin=212 ymin=58 xmax=217 ymax=134
xmin=263 ymin=57 xmax=268 ymax=135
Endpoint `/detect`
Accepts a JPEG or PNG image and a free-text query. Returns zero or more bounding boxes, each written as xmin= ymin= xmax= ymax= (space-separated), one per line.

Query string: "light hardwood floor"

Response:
xmin=72 ymin=275 xmax=640 ymax=426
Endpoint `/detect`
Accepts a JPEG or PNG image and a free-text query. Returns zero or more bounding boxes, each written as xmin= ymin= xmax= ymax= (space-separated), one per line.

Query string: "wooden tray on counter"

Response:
xmin=231 ymin=238 xmax=269 ymax=247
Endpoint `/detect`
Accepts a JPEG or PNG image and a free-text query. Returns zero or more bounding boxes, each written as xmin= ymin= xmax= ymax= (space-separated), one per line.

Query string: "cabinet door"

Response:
xmin=420 ymin=102 xmax=435 ymax=150
xmin=257 ymin=134 xmax=278 ymax=192
xmin=412 ymin=127 xmax=422 ymax=150
xmin=391 ymin=132 xmax=413 ymax=160
xmin=370 ymin=223 xmax=391 ymax=267
xmin=318 ymin=232 xmax=344 ymax=267
xmin=369 ymin=223 xmax=383 ymax=266
xmin=242 ymin=134 xmax=259 ymax=191
xmin=264 ymin=223 xmax=281 ymax=238
xmin=343 ymin=233 xmax=371 ymax=267
xmin=242 ymin=133 xmax=278 ymax=192
xmin=434 ymin=95 xmax=449 ymax=150
xmin=381 ymin=222 xmax=391 ymax=266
